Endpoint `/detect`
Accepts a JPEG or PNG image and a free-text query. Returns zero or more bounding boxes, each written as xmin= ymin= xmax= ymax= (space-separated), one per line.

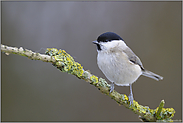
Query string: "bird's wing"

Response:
xmin=123 ymin=46 xmax=145 ymax=70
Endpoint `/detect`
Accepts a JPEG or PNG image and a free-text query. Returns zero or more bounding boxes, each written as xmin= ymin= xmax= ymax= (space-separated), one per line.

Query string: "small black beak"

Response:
xmin=92 ymin=40 xmax=98 ymax=44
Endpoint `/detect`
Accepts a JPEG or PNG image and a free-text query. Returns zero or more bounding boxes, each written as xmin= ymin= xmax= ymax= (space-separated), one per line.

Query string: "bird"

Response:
xmin=92 ymin=32 xmax=163 ymax=105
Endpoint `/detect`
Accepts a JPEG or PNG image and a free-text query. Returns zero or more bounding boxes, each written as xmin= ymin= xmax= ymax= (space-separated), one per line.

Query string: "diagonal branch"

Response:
xmin=1 ymin=44 xmax=175 ymax=122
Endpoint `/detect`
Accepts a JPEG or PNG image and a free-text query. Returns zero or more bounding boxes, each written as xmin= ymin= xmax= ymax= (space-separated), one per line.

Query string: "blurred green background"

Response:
xmin=2 ymin=1 xmax=181 ymax=122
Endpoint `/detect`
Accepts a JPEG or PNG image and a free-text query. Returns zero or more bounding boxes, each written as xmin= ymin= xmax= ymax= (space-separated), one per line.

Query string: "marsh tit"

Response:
xmin=93 ymin=32 xmax=163 ymax=105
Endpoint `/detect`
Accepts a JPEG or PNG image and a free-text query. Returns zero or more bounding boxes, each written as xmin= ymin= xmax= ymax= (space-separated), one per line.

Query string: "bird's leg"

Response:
xmin=109 ymin=82 xmax=114 ymax=93
xmin=128 ymin=84 xmax=134 ymax=106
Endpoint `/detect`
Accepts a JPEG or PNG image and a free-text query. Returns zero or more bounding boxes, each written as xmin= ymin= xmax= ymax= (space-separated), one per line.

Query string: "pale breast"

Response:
xmin=97 ymin=51 xmax=142 ymax=86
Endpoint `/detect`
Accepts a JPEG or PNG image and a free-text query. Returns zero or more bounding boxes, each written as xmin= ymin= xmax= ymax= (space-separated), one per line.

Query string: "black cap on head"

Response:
xmin=97 ymin=32 xmax=123 ymax=42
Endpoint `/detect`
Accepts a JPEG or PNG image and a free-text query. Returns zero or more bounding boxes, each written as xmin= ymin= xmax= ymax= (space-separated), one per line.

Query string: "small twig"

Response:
xmin=156 ymin=100 xmax=165 ymax=119
xmin=1 ymin=44 xmax=55 ymax=62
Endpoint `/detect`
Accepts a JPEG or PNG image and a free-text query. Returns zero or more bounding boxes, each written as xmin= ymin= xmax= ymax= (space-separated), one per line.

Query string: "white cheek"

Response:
xmin=100 ymin=40 xmax=127 ymax=51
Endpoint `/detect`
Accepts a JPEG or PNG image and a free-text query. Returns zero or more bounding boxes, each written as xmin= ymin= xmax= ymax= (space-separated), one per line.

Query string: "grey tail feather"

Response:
xmin=142 ymin=70 xmax=163 ymax=81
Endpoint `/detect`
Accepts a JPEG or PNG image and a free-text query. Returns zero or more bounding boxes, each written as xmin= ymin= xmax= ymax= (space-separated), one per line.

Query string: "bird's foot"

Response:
xmin=109 ymin=82 xmax=114 ymax=93
xmin=128 ymin=93 xmax=134 ymax=106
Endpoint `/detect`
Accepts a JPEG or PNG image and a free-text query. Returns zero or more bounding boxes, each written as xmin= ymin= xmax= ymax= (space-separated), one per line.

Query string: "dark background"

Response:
xmin=2 ymin=1 xmax=181 ymax=121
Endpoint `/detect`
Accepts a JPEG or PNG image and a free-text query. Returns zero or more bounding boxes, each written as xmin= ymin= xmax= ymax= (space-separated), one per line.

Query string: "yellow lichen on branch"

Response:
xmin=45 ymin=48 xmax=84 ymax=78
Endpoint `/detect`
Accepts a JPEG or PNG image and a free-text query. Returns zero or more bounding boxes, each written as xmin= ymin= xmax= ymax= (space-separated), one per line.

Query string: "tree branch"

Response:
xmin=1 ymin=44 xmax=176 ymax=122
